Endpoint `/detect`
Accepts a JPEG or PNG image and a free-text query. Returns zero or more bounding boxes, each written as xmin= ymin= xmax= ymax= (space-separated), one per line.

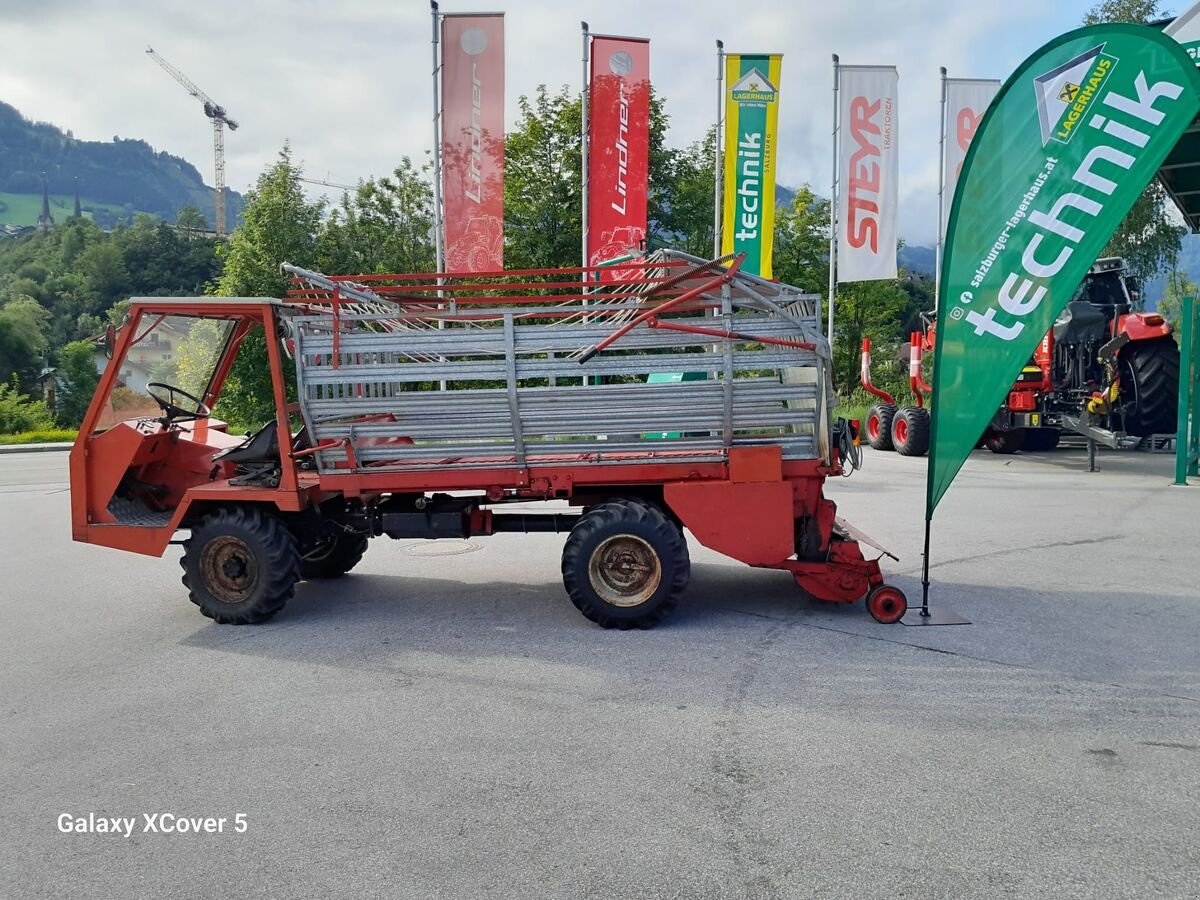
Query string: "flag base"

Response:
xmin=900 ymin=607 xmax=970 ymax=626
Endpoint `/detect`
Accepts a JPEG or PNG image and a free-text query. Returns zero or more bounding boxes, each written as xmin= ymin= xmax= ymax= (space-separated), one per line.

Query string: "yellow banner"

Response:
xmin=722 ymin=53 xmax=781 ymax=278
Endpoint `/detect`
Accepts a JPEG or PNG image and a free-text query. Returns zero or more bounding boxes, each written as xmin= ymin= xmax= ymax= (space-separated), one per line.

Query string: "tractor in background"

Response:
xmin=862 ymin=257 xmax=1181 ymax=456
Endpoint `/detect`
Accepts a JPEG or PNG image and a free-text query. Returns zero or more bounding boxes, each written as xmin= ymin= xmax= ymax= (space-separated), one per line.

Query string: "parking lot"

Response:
xmin=1 ymin=447 xmax=1197 ymax=898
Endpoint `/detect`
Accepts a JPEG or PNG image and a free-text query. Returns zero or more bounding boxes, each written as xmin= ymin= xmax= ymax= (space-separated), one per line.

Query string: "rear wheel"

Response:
xmin=300 ymin=533 xmax=369 ymax=580
xmin=561 ymin=499 xmax=690 ymax=629
xmin=892 ymin=407 xmax=930 ymax=456
xmin=1119 ymin=338 xmax=1180 ymax=436
xmin=865 ymin=404 xmax=897 ymax=451
xmin=182 ymin=507 xmax=300 ymax=624
xmin=986 ymin=428 xmax=1024 ymax=454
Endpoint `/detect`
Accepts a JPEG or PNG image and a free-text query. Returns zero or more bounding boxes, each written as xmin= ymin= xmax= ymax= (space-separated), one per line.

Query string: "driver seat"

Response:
xmin=215 ymin=421 xmax=279 ymax=464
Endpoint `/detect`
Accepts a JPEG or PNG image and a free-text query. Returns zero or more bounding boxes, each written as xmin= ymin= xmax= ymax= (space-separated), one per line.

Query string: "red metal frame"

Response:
xmin=71 ymin=260 xmax=893 ymax=609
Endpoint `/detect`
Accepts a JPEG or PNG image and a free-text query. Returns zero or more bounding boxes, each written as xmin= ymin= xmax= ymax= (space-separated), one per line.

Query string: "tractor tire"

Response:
xmin=300 ymin=533 xmax=369 ymax=580
xmin=1022 ymin=428 xmax=1060 ymax=452
xmin=865 ymin=404 xmax=897 ymax=451
xmin=561 ymin=499 xmax=690 ymax=629
xmin=181 ymin=506 xmax=300 ymax=625
xmin=892 ymin=407 xmax=930 ymax=457
xmin=1119 ymin=338 xmax=1181 ymax=437
xmin=986 ymin=428 xmax=1024 ymax=454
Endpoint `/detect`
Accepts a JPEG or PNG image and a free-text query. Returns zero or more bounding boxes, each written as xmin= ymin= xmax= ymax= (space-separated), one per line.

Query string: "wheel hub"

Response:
xmin=201 ymin=535 xmax=259 ymax=604
xmin=588 ymin=534 xmax=662 ymax=607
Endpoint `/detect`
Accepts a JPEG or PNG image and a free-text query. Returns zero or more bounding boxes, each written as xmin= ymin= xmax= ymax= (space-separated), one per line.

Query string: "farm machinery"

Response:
xmin=862 ymin=257 xmax=1181 ymax=456
xmin=69 ymin=251 xmax=912 ymax=628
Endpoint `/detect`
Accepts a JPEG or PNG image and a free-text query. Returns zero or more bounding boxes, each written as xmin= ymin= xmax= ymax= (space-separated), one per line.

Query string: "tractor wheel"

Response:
xmin=300 ymin=533 xmax=369 ymax=580
xmin=1022 ymin=428 xmax=1060 ymax=452
xmin=892 ymin=407 xmax=931 ymax=457
xmin=1119 ymin=338 xmax=1180 ymax=437
xmin=986 ymin=428 xmax=1024 ymax=454
xmin=182 ymin=506 xmax=300 ymax=625
xmin=561 ymin=499 xmax=690 ymax=629
xmin=866 ymin=585 xmax=908 ymax=624
xmin=865 ymin=404 xmax=897 ymax=450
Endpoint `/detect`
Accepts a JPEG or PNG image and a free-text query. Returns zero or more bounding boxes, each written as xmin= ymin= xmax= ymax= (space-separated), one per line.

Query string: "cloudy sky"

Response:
xmin=0 ymin=0 xmax=1139 ymax=246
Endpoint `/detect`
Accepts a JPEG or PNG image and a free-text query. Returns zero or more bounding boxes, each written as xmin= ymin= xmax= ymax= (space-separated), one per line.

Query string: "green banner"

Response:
xmin=930 ymin=23 xmax=1200 ymax=514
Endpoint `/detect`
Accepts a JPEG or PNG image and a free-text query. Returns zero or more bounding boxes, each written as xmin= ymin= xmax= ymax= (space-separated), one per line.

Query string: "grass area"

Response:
xmin=0 ymin=429 xmax=77 ymax=445
xmin=0 ymin=191 xmax=136 ymax=226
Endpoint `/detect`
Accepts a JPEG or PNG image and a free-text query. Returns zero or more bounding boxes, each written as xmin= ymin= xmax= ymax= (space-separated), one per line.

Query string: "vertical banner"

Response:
xmin=721 ymin=53 xmax=782 ymax=278
xmin=941 ymin=79 xmax=1000 ymax=236
xmin=587 ymin=36 xmax=651 ymax=271
xmin=836 ymin=66 xmax=899 ymax=283
xmin=441 ymin=14 xmax=505 ymax=274
xmin=929 ymin=23 xmax=1200 ymax=515
xmin=1164 ymin=1 xmax=1200 ymax=63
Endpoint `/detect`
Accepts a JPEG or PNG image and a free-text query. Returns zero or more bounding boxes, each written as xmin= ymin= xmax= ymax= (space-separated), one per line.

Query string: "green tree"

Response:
xmin=1084 ymin=0 xmax=1183 ymax=290
xmin=827 ymin=280 xmax=912 ymax=395
xmin=651 ymin=129 xmax=717 ymax=256
xmin=54 ymin=339 xmax=100 ymax=428
xmin=1158 ymin=269 xmax=1197 ymax=332
xmin=504 ymin=86 xmax=583 ymax=269
xmin=176 ymin=205 xmax=209 ymax=240
xmin=216 ymin=146 xmax=324 ymax=428
xmin=318 ymin=160 xmax=435 ymax=274
xmin=773 ymin=187 xmax=831 ymax=294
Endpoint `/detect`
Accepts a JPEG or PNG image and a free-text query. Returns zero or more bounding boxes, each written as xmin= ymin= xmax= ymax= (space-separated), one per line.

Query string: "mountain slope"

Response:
xmin=0 ymin=100 xmax=242 ymax=228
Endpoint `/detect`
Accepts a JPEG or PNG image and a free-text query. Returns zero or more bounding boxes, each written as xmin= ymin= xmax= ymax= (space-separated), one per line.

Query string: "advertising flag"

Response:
xmin=837 ymin=66 xmax=899 ymax=283
xmin=721 ymin=53 xmax=782 ymax=278
xmin=588 ymin=36 xmax=650 ymax=271
xmin=1164 ymin=1 xmax=1200 ymax=63
xmin=929 ymin=23 xmax=1200 ymax=514
xmin=941 ymin=79 xmax=1000 ymax=236
xmin=441 ymin=14 xmax=504 ymax=274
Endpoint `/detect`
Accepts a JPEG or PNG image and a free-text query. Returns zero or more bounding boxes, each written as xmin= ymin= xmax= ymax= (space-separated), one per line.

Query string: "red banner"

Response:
xmin=587 ymin=37 xmax=650 ymax=274
xmin=441 ymin=14 xmax=505 ymax=274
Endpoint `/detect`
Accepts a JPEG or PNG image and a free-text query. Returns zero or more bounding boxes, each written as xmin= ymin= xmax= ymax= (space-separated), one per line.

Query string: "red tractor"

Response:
xmin=69 ymin=253 xmax=911 ymax=628
xmin=862 ymin=258 xmax=1181 ymax=456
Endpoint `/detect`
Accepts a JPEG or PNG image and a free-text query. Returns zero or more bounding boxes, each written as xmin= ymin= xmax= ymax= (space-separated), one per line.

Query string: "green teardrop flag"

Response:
xmin=929 ymin=23 xmax=1200 ymax=516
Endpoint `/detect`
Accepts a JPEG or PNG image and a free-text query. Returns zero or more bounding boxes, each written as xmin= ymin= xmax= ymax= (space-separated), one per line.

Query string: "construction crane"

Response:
xmin=298 ymin=176 xmax=356 ymax=192
xmin=145 ymin=46 xmax=238 ymax=237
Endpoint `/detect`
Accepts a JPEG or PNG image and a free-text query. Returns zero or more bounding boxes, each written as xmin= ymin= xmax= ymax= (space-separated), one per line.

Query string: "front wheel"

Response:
xmin=865 ymin=404 xmax=897 ymax=451
xmin=181 ymin=506 xmax=300 ymax=624
xmin=561 ymin=500 xmax=690 ymax=629
xmin=986 ymin=428 xmax=1024 ymax=454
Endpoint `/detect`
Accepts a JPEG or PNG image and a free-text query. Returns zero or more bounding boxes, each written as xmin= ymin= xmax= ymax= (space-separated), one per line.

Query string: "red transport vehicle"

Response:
xmin=70 ymin=252 xmax=908 ymax=627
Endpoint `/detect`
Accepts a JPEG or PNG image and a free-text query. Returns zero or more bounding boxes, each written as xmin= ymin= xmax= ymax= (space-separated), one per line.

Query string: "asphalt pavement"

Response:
xmin=0 ymin=447 xmax=1197 ymax=899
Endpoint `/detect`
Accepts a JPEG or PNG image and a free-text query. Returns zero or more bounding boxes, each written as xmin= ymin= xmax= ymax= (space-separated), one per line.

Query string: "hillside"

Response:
xmin=0 ymin=100 xmax=243 ymax=229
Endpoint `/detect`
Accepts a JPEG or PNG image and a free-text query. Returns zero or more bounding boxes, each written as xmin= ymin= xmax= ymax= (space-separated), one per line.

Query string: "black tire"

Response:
xmin=986 ymin=428 xmax=1024 ymax=454
xmin=561 ymin=499 xmax=690 ymax=629
xmin=1119 ymin=338 xmax=1180 ymax=436
xmin=181 ymin=506 xmax=300 ymax=624
xmin=892 ymin=407 xmax=931 ymax=457
xmin=865 ymin=404 xmax=897 ymax=451
xmin=300 ymin=533 xmax=369 ymax=580
xmin=1022 ymin=428 xmax=1060 ymax=452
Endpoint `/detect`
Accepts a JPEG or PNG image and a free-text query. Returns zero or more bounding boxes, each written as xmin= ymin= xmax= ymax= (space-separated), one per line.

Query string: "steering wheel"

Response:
xmin=146 ymin=382 xmax=211 ymax=424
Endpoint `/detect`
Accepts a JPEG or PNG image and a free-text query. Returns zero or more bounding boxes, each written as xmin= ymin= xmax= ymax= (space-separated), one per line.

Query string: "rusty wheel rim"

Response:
xmin=588 ymin=535 xmax=662 ymax=608
xmin=201 ymin=535 xmax=259 ymax=604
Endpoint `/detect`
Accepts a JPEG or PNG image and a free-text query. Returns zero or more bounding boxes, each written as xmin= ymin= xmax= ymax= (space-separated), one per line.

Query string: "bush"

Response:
xmin=0 ymin=379 xmax=55 ymax=434
xmin=0 ymin=429 xmax=77 ymax=445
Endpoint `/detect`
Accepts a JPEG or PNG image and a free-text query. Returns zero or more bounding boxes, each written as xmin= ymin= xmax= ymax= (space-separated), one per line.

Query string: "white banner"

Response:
xmin=941 ymin=78 xmax=999 ymax=236
xmin=837 ymin=66 xmax=899 ymax=283
xmin=1165 ymin=1 xmax=1200 ymax=63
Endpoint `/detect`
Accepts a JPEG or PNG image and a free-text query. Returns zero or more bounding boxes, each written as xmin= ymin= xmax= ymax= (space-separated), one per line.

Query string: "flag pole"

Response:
xmin=713 ymin=40 xmax=724 ymax=258
xmin=581 ymin=21 xmax=590 ymax=279
xmin=827 ymin=54 xmax=839 ymax=345
xmin=934 ymin=66 xmax=947 ymax=307
xmin=431 ymin=1 xmax=445 ymax=274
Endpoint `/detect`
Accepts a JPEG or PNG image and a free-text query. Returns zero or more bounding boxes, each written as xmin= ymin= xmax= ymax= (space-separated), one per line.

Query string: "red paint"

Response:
xmin=588 ymin=37 xmax=650 ymax=273
xmin=441 ymin=15 xmax=505 ymax=274
xmin=846 ymin=96 xmax=882 ymax=252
